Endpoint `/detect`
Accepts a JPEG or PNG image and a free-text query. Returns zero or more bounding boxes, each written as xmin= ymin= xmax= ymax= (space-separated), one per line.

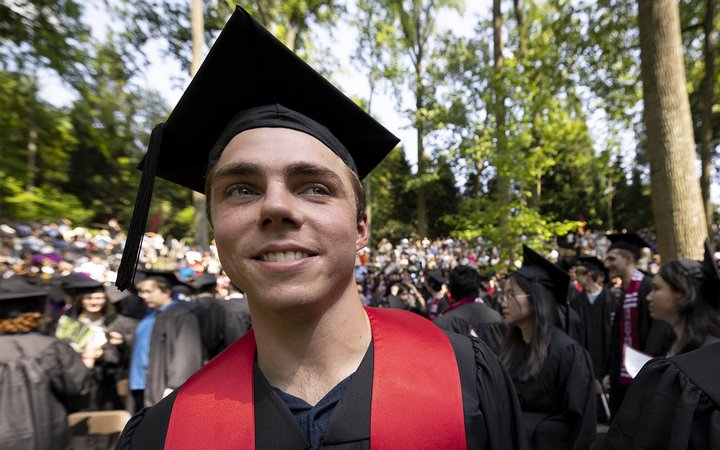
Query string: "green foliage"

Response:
xmin=368 ymin=146 xmax=416 ymax=245
xmin=0 ymin=172 xmax=93 ymax=223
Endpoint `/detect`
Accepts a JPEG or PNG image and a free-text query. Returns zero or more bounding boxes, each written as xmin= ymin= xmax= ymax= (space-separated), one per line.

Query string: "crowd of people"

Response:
xmin=2 ymin=216 xmax=720 ymax=449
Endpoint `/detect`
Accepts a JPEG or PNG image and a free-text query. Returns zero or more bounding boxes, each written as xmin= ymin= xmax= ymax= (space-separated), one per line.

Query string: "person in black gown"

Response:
xmin=112 ymin=6 xmax=527 ymax=449
xmin=605 ymin=241 xmax=720 ymax=449
xmin=501 ymin=245 xmax=596 ymax=450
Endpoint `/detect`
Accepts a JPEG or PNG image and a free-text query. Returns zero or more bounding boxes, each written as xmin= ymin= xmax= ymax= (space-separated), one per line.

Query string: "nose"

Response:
xmin=259 ymin=183 xmax=303 ymax=229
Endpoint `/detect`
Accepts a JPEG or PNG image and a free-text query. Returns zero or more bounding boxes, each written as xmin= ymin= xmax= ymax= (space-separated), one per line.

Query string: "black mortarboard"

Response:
xmin=449 ymin=265 xmax=480 ymax=300
xmin=135 ymin=269 xmax=189 ymax=291
xmin=574 ymin=256 xmax=608 ymax=280
xmin=116 ymin=6 xmax=399 ymax=291
xmin=516 ymin=245 xmax=570 ymax=307
xmin=700 ymin=240 xmax=720 ymax=307
xmin=0 ymin=276 xmax=49 ymax=319
xmin=190 ymin=272 xmax=218 ymax=292
xmin=57 ymin=272 xmax=104 ymax=296
xmin=607 ymin=233 xmax=650 ymax=260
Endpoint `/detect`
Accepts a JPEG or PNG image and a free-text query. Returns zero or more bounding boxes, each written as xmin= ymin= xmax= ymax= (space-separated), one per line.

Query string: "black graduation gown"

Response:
xmin=142 ymin=302 xmax=204 ymax=407
xmin=115 ymin=332 xmax=528 ymax=449
xmin=570 ymin=288 xmax=613 ymax=380
xmin=0 ymin=333 xmax=90 ymax=450
xmin=605 ymin=341 xmax=720 ymax=449
xmin=220 ymin=296 xmax=252 ymax=348
xmin=607 ymin=274 xmax=674 ymax=415
xmin=512 ymin=328 xmax=597 ymax=450
xmin=433 ymin=302 xmax=507 ymax=356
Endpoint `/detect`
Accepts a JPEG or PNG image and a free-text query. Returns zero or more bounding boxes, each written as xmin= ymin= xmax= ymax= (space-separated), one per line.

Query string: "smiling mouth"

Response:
xmin=257 ymin=251 xmax=314 ymax=262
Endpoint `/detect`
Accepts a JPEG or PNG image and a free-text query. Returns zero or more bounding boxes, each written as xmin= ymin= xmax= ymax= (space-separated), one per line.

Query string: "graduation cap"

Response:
xmin=449 ymin=265 xmax=480 ymax=300
xmin=135 ymin=269 xmax=190 ymax=292
xmin=607 ymin=233 xmax=650 ymax=260
xmin=56 ymin=272 xmax=104 ymax=296
xmin=574 ymin=256 xmax=608 ymax=280
xmin=700 ymin=240 xmax=720 ymax=308
xmin=116 ymin=6 xmax=399 ymax=291
xmin=0 ymin=276 xmax=49 ymax=319
xmin=515 ymin=245 xmax=570 ymax=307
xmin=190 ymin=272 xmax=218 ymax=292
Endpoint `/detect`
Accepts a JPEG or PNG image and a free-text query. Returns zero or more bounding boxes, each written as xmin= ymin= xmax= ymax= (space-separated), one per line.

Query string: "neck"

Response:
xmin=80 ymin=310 xmax=103 ymax=322
xmin=251 ymin=286 xmax=371 ymax=406
xmin=518 ymin=319 xmax=534 ymax=344
xmin=584 ymin=282 xmax=602 ymax=295
xmin=621 ymin=265 xmax=637 ymax=289
xmin=670 ymin=322 xmax=684 ymax=355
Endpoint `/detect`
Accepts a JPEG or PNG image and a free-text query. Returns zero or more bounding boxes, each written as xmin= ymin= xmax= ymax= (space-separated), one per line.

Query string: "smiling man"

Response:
xmin=114 ymin=6 xmax=525 ymax=450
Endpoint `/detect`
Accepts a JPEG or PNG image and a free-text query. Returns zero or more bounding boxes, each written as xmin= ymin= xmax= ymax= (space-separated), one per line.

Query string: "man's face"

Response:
xmin=136 ymin=280 xmax=172 ymax=310
xmin=604 ymin=249 xmax=631 ymax=280
xmin=209 ymin=128 xmax=368 ymax=313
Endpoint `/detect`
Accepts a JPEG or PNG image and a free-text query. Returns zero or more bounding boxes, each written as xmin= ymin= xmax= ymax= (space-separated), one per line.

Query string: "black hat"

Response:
xmin=0 ymin=276 xmax=49 ymax=319
xmin=700 ymin=240 xmax=720 ymax=307
xmin=449 ymin=265 xmax=480 ymax=300
xmin=607 ymin=233 xmax=650 ymax=260
xmin=515 ymin=245 xmax=570 ymax=306
xmin=574 ymin=256 xmax=608 ymax=280
xmin=190 ymin=272 xmax=218 ymax=292
xmin=135 ymin=269 xmax=189 ymax=291
xmin=116 ymin=6 xmax=399 ymax=291
xmin=56 ymin=272 xmax=104 ymax=296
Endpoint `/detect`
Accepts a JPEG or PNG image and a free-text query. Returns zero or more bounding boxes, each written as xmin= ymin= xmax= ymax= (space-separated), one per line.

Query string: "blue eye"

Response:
xmin=225 ymin=184 xmax=258 ymax=197
xmin=301 ymin=185 xmax=330 ymax=196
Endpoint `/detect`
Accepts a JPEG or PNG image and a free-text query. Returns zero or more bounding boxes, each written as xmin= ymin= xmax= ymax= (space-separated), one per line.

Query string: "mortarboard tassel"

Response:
xmin=116 ymin=123 xmax=164 ymax=291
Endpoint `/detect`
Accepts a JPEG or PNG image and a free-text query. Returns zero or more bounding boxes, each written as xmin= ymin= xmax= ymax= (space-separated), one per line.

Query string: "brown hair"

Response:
xmin=0 ymin=312 xmax=48 ymax=334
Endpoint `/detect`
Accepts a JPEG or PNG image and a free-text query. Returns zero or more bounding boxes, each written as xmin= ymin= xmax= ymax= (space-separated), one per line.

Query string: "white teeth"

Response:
xmin=261 ymin=251 xmax=309 ymax=262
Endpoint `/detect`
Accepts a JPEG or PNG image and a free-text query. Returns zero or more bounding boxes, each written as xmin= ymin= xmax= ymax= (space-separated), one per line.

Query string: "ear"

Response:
xmin=356 ymin=212 xmax=369 ymax=251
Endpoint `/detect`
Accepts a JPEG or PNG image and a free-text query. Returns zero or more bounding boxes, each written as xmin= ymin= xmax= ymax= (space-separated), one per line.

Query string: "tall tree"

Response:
xmin=698 ymin=0 xmax=716 ymax=229
xmin=381 ymin=0 xmax=462 ymax=239
xmin=638 ymin=0 xmax=707 ymax=260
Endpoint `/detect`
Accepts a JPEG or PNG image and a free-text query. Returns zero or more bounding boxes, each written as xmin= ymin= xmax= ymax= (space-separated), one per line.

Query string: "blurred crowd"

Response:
xmin=2 ymin=219 xmax=720 ymax=449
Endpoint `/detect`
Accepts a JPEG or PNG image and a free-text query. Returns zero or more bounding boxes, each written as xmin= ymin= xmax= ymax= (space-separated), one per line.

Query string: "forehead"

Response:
xmin=215 ymin=127 xmax=351 ymax=178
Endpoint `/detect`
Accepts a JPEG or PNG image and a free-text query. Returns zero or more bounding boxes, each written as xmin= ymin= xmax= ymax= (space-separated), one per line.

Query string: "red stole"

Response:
xmin=164 ymin=307 xmax=467 ymax=449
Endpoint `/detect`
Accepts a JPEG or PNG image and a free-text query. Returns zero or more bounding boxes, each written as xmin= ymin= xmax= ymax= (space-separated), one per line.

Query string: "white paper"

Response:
xmin=623 ymin=344 xmax=653 ymax=378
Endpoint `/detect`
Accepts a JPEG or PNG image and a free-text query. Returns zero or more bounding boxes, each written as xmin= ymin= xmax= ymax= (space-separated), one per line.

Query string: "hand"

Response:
xmin=107 ymin=331 xmax=124 ymax=345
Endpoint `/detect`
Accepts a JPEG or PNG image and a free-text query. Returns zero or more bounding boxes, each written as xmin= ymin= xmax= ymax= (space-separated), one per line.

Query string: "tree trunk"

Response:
xmin=26 ymin=127 xmax=38 ymax=192
xmin=699 ymin=0 xmax=715 ymax=229
xmin=191 ymin=0 xmax=210 ymax=248
xmin=493 ymin=0 xmax=510 ymax=216
xmin=637 ymin=0 xmax=707 ymax=260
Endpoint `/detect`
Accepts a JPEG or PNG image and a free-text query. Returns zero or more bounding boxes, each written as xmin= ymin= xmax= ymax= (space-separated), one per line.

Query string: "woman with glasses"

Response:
xmin=501 ymin=245 xmax=596 ymax=450
xmin=606 ymin=242 xmax=720 ymax=449
xmin=56 ymin=276 xmax=137 ymax=411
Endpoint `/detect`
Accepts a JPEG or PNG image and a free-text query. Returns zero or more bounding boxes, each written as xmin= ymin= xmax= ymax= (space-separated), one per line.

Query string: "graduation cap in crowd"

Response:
xmin=0 ymin=276 xmax=49 ymax=319
xmin=517 ymin=245 xmax=571 ymax=307
xmin=574 ymin=256 xmax=608 ymax=281
xmin=607 ymin=233 xmax=650 ymax=260
xmin=700 ymin=240 xmax=720 ymax=308
xmin=449 ymin=265 xmax=480 ymax=300
xmin=57 ymin=272 xmax=104 ymax=296
xmin=190 ymin=272 xmax=218 ymax=293
xmin=135 ymin=269 xmax=189 ymax=289
xmin=116 ymin=6 xmax=400 ymax=291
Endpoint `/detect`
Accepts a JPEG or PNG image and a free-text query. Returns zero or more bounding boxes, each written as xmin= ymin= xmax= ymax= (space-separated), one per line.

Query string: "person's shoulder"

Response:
xmin=549 ymin=327 xmax=584 ymax=352
xmin=116 ymin=391 xmax=178 ymax=450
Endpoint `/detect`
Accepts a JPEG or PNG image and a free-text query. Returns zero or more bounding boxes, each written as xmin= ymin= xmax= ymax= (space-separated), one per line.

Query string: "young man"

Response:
xmin=603 ymin=233 xmax=674 ymax=416
xmin=571 ymin=256 xmax=613 ymax=383
xmin=129 ymin=275 xmax=203 ymax=411
xmin=115 ymin=6 xmax=526 ymax=449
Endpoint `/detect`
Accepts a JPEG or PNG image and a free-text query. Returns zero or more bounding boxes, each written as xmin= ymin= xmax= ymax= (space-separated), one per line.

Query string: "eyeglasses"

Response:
xmin=499 ymin=292 xmax=530 ymax=305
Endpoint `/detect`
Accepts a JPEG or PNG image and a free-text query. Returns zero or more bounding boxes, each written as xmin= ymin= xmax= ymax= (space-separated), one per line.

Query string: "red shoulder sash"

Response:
xmin=164 ymin=307 xmax=466 ymax=449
